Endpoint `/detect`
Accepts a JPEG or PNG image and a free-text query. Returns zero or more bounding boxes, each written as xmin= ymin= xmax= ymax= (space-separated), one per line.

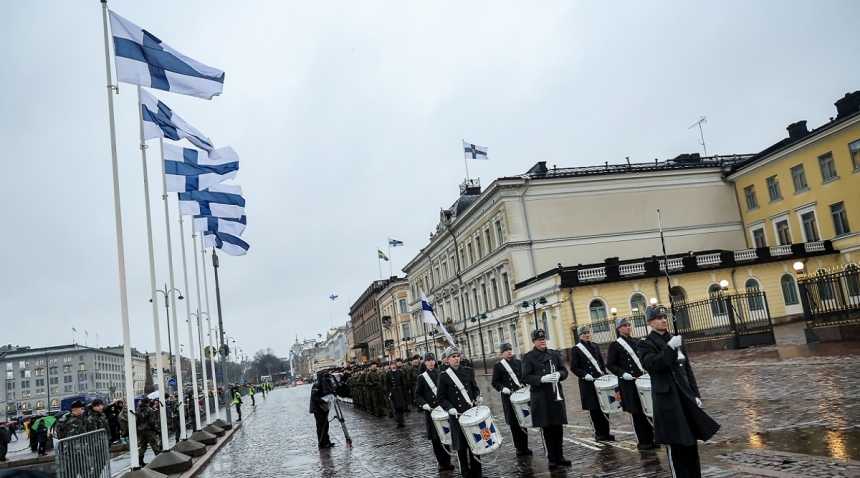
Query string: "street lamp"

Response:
xmin=151 ymin=284 xmax=184 ymax=393
xmin=521 ymin=296 xmax=548 ymax=330
xmin=401 ymin=336 xmax=413 ymax=359
xmin=469 ymin=314 xmax=488 ymax=373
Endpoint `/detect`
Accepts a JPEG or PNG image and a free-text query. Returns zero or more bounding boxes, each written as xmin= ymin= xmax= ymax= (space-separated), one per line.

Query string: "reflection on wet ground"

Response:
xmin=745 ymin=426 xmax=860 ymax=461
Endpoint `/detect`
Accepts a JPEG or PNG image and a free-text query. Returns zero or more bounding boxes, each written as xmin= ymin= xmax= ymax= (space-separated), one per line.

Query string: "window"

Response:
xmin=487 ymin=330 xmax=494 ymax=352
xmin=495 ymin=220 xmax=503 ymax=245
xmin=776 ymin=220 xmax=792 ymax=245
xmin=21 ymin=391 xmax=30 ymax=398
xmin=79 ymin=383 xmax=87 ymax=391
xmin=630 ymin=293 xmax=647 ymax=318
xmin=745 ymin=278 xmax=764 ymax=310
xmin=791 ymin=164 xmax=808 ymax=192
xmin=475 ymin=236 xmax=483 ymax=259
xmin=19 ymin=361 xmax=27 ymax=369
xmin=589 ymin=299 xmax=607 ymax=321
xmin=541 ymin=312 xmax=550 ymax=340
xmin=402 ymin=323 xmax=411 ymax=339
xmin=64 ymin=376 xmax=72 ymax=383
xmin=846 ymin=265 xmax=860 ymax=297
xmin=481 ymin=284 xmax=490 ymax=311
xmin=501 ymin=273 xmax=512 ymax=304
xmin=752 ymin=228 xmax=767 ymax=248
xmin=473 ymin=289 xmax=480 ymax=314
xmin=5 ymin=381 xmax=13 ymax=390
xmin=20 ymin=370 xmax=30 ymax=379
xmin=485 ymin=229 xmax=493 ymax=253
xmin=6 ymin=392 xmax=13 ymax=400
xmin=819 ymin=152 xmax=837 ymax=181
xmin=5 ymin=364 xmax=10 ymax=371
xmin=744 ymin=185 xmax=758 ymax=210
xmin=498 ymin=327 xmax=505 ymax=344
xmin=816 ymin=269 xmax=835 ymax=301
xmin=34 ymin=369 xmax=43 ymax=377
xmin=63 ymin=357 xmax=71 ymax=363
xmin=20 ymin=380 xmax=29 ymax=388
xmin=851 ymin=140 xmax=860 ymax=171
xmin=708 ymin=284 xmax=728 ymax=315
xmin=63 ymin=365 xmax=71 ymax=373
xmin=5 ymin=372 xmax=11 ymax=380
xmin=467 ymin=243 xmax=474 ymax=265
xmin=78 ymin=373 xmax=87 ymax=382
xmin=800 ymin=211 xmax=820 ymax=242
xmin=49 ymin=377 xmax=58 ymax=385
xmin=831 ymin=202 xmax=851 ymax=236
xmin=766 ymin=175 xmax=782 ymax=201
xmin=79 ymin=364 xmax=86 ymax=371
xmin=490 ymin=278 xmax=500 ymax=308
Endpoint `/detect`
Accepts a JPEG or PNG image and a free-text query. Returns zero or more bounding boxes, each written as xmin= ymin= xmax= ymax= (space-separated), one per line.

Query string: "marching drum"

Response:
xmin=509 ymin=388 xmax=532 ymax=428
xmin=458 ymin=406 xmax=503 ymax=456
xmin=431 ymin=408 xmax=453 ymax=445
xmin=594 ymin=375 xmax=623 ymax=414
xmin=635 ymin=374 xmax=653 ymax=418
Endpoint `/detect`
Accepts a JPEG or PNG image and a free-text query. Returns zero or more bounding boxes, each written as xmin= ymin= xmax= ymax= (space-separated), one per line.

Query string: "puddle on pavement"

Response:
xmin=747 ymin=426 xmax=860 ymax=461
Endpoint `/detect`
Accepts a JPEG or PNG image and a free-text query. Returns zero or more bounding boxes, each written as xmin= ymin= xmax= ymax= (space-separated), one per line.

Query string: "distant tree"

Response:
xmin=252 ymin=348 xmax=284 ymax=376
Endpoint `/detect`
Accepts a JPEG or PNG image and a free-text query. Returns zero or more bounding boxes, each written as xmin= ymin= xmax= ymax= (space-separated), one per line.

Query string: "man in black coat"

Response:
xmin=569 ymin=325 xmax=614 ymax=441
xmin=639 ymin=304 xmax=720 ymax=478
xmin=607 ymin=317 xmax=656 ymax=450
xmin=521 ymin=329 xmax=571 ymax=469
xmin=436 ymin=347 xmax=485 ymax=478
xmin=309 ymin=371 xmax=335 ymax=449
xmin=385 ymin=358 xmax=408 ymax=428
xmin=490 ymin=342 xmax=531 ymax=456
xmin=414 ymin=352 xmax=455 ymax=472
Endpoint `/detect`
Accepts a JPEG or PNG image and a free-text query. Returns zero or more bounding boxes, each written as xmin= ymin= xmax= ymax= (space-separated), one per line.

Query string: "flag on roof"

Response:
xmin=462 ymin=141 xmax=488 ymax=160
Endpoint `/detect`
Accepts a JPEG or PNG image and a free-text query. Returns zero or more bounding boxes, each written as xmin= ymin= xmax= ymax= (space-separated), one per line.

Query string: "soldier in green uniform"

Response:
xmin=135 ymin=397 xmax=162 ymax=466
xmin=366 ymin=362 xmax=381 ymax=417
xmin=86 ymin=399 xmax=111 ymax=437
xmin=405 ymin=355 xmax=421 ymax=410
xmin=65 ymin=400 xmax=89 ymax=437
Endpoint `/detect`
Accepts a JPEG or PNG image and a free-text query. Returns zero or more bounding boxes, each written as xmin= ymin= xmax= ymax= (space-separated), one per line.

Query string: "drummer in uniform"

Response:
xmin=569 ymin=325 xmax=614 ymax=441
xmin=638 ymin=304 xmax=720 ymax=478
xmin=436 ymin=346 xmax=485 ymax=478
xmin=490 ymin=342 xmax=531 ymax=456
xmin=606 ymin=317 xmax=656 ymax=450
xmin=521 ymin=329 xmax=571 ymax=469
xmin=414 ymin=352 xmax=455 ymax=473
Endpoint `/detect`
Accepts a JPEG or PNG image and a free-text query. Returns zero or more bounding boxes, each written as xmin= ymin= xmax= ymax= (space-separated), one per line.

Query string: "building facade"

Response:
xmin=349 ymin=279 xmax=391 ymax=363
xmin=377 ymin=278 xmax=411 ymax=361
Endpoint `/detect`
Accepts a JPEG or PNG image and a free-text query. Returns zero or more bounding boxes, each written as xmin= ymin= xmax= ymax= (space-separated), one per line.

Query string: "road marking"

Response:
xmin=563 ymin=424 xmax=634 ymax=435
xmin=563 ymin=437 xmax=602 ymax=450
xmin=578 ymin=437 xmax=637 ymax=452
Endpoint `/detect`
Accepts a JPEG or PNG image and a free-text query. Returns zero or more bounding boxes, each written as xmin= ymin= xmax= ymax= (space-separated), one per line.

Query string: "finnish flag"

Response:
xmin=163 ymin=144 xmax=238 ymax=192
xmin=463 ymin=141 xmax=488 ymax=160
xmin=193 ymin=215 xmax=247 ymax=237
xmin=110 ymin=10 xmax=225 ymax=100
xmin=178 ymin=183 xmax=245 ymax=218
xmin=204 ymin=231 xmax=249 ymax=257
xmin=140 ymin=89 xmax=215 ymax=153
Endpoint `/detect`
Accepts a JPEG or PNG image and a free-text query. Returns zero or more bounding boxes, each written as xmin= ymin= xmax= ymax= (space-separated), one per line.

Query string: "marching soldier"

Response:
xmin=570 ymin=326 xmax=614 ymax=441
xmin=65 ymin=400 xmax=89 ymax=438
xmin=438 ymin=350 xmax=450 ymax=372
xmin=639 ymin=305 xmax=720 ymax=478
xmin=86 ymin=399 xmax=111 ymax=436
xmin=606 ymin=317 xmax=656 ymax=450
xmin=521 ymin=329 xmax=571 ymax=469
xmin=414 ymin=352 xmax=454 ymax=472
xmin=405 ymin=355 xmax=422 ymax=409
xmin=491 ymin=342 xmax=531 ymax=456
xmin=135 ymin=397 xmax=162 ymax=466
xmin=385 ymin=358 xmax=407 ymax=428
xmin=369 ymin=362 xmax=386 ymax=417
xmin=437 ymin=347 xmax=485 ymax=478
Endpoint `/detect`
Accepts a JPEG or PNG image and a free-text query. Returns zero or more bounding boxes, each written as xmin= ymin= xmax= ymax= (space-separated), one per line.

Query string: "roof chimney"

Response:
xmin=786 ymin=120 xmax=809 ymax=141
xmin=835 ymin=91 xmax=860 ymax=119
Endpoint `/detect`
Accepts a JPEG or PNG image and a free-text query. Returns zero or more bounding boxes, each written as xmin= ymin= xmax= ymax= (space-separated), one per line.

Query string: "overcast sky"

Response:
xmin=2 ymin=1 xmax=859 ymax=360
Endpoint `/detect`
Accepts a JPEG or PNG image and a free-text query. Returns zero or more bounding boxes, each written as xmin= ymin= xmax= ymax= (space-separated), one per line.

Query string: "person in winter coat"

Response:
xmin=436 ymin=347 xmax=484 ymax=478
xmin=309 ymin=371 xmax=334 ymax=449
xmin=638 ymin=304 xmax=720 ymax=478
xmin=413 ymin=352 xmax=454 ymax=472
xmin=490 ymin=342 xmax=531 ymax=456
xmin=569 ymin=326 xmax=614 ymax=442
xmin=0 ymin=423 xmax=10 ymax=462
xmin=384 ymin=358 xmax=407 ymax=428
xmin=606 ymin=317 xmax=656 ymax=450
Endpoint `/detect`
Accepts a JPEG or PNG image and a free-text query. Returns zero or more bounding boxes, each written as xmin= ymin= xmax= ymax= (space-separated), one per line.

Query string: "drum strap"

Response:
xmin=615 ymin=337 xmax=644 ymax=373
xmin=500 ymin=359 xmax=522 ymax=388
xmin=576 ymin=342 xmax=605 ymax=375
xmin=421 ymin=372 xmax=437 ymax=395
xmin=445 ymin=368 xmax=472 ymax=405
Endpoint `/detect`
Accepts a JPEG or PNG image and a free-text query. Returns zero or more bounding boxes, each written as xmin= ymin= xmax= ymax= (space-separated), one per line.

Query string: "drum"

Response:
xmin=431 ymin=408 xmax=452 ymax=445
xmin=636 ymin=374 xmax=653 ymax=418
xmin=594 ymin=375 xmax=623 ymax=414
xmin=509 ymin=388 xmax=532 ymax=428
xmin=458 ymin=406 xmax=503 ymax=456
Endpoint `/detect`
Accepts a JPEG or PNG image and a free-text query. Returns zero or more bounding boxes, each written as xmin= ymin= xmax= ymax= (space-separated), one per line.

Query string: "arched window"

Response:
xmin=745 ymin=278 xmax=764 ymax=311
xmin=35 ymin=400 xmax=45 ymax=410
xmin=816 ymin=268 xmax=835 ymax=301
xmin=589 ymin=299 xmax=607 ymax=321
xmin=630 ymin=293 xmax=647 ymax=319
xmin=541 ymin=312 xmax=550 ymax=340
xmin=50 ymin=399 xmax=59 ymax=410
xmin=846 ymin=264 xmax=860 ymax=297
xmin=708 ymin=284 xmax=727 ymax=315
xmin=780 ymin=274 xmax=799 ymax=305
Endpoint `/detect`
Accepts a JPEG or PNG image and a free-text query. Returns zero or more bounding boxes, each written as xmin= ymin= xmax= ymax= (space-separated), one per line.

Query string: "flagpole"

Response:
xmin=388 ymin=242 xmax=393 ymax=278
xmin=192 ymin=232 xmax=212 ymax=424
xmin=137 ymin=85 xmax=172 ymax=447
xmin=179 ymin=217 xmax=203 ymax=431
xmin=377 ymin=249 xmax=382 ymax=280
xmin=211 ymin=249 xmax=233 ymax=423
xmin=159 ymin=138 xmax=188 ymax=439
xmin=201 ymin=241 xmax=221 ymax=421
xmin=462 ymin=139 xmax=470 ymax=181
xmin=100 ymin=1 xmax=139 ymax=466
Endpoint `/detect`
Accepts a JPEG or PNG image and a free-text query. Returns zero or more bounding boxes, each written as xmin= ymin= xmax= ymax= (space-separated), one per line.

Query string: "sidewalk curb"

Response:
xmin=178 ymin=409 xmax=253 ymax=478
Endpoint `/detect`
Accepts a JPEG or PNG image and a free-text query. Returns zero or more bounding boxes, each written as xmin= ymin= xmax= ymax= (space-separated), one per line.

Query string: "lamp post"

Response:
xmin=225 ymin=336 xmax=236 ymax=384
xmin=719 ymin=279 xmax=740 ymax=349
xmin=401 ymin=336 xmax=413 ymax=359
xmin=428 ymin=330 xmax=439 ymax=358
xmin=521 ymin=296 xmax=548 ymax=330
xmin=794 ymin=261 xmax=813 ymax=324
xmin=152 ymin=284 xmax=184 ymax=394
xmin=469 ymin=314 xmax=488 ymax=373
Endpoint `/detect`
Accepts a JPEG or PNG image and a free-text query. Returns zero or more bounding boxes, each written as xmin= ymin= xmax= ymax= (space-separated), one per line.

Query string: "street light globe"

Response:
xmin=610 ymin=307 xmax=618 ymax=316
xmin=719 ymin=279 xmax=729 ymax=289
xmin=649 ymin=297 xmax=658 ymax=306
xmin=793 ymin=261 xmax=804 ymax=272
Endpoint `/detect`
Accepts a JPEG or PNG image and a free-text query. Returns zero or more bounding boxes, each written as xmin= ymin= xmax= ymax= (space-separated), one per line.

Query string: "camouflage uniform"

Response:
xmin=136 ymin=402 xmax=162 ymax=463
xmin=371 ymin=368 xmax=387 ymax=416
xmin=86 ymin=410 xmax=111 ymax=436
xmin=65 ymin=413 xmax=88 ymax=438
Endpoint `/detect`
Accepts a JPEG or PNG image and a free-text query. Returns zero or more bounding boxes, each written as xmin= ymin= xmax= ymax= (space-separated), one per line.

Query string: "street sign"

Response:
xmin=217 ymin=373 xmax=222 ymax=379
xmin=168 ymin=378 xmax=177 ymax=387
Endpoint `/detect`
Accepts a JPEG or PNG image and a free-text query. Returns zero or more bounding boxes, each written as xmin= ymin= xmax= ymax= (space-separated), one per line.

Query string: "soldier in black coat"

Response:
xmin=490 ymin=342 xmax=531 ymax=456
xmin=309 ymin=371 xmax=336 ymax=449
xmin=436 ymin=347 xmax=485 ymax=478
xmin=639 ymin=305 xmax=720 ymax=478
xmin=569 ymin=326 xmax=614 ymax=441
xmin=607 ymin=317 xmax=656 ymax=450
xmin=414 ymin=352 xmax=455 ymax=472
xmin=521 ymin=329 xmax=571 ymax=469
xmin=385 ymin=358 xmax=408 ymax=428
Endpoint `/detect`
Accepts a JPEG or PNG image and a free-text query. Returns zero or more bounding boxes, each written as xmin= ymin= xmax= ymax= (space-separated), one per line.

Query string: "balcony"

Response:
xmin=619 ymin=263 xmax=646 ymax=276
xmin=770 ymin=245 xmax=792 ymax=256
xmin=659 ymin=258 xmax=684 ymax=271
xmin=696 ymin=253 xmax=722 ymax=268
xmin=578 ymin=266 xmax=606 ymax=282
xmin=805 ymin=241 xmax=826 ymax=253
xmin=734 ymin=249 xmax=758 ymax=262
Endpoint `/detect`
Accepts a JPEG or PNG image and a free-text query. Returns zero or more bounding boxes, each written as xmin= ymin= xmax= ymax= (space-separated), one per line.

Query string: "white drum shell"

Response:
xmin=509 ymin=388 xmax=532 ymax=428
xmin=594 ymin=375 xmax=623 ymax=414
xmin=636 ymin=374 xmax=654 ymax=418
xmin=458 ymin=406 xmax=503 ymax=456
xmin=431 ymin=409 xmax=453 ymax=445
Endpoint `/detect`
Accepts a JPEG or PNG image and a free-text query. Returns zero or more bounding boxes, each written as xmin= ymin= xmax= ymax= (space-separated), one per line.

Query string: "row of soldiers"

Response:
xmin=342 ymin=355 xmax=423 ymax=417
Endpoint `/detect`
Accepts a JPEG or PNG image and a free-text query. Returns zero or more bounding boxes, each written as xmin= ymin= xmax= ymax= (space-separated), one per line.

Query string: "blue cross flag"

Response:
xmin=462 ymin=141 xmax=488 ymax=160
xmin=179 ymin=183 xmax=245 ymax=218
xmin=139 ymin=88 xmax=215 ymax=153
xmin=204 ymin=231 xmax=250 ymax=256
xmin=471 ymin=421 xmax=498 ymax=449
xmin=388 ymin=238 xmax=404 ymax=247
xmin=164 ymin=144 xmax=238 ymax=192
xmin=193 ymin=215 xmax=246 ymax=237
xmin=110 ymin=10 xmax=225 ymax=99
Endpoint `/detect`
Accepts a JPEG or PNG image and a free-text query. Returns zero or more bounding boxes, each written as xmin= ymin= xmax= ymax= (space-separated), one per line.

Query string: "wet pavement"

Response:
xmin=197 ymin=331 xmax=860 ymax=477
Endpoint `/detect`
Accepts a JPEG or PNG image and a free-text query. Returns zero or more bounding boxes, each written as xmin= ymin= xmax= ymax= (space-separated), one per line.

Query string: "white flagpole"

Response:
xmin=136 ymin=85 xmax=171 ymax=446
xmin=159 ymin=138 xmax=187 ymax=440
xmin=388 ymin=242 xmax=393 ymax=278
xmin=100 ymin=1 xmax=139 ymax=466
xmin=179 ymin=217 xmax=202 ymax=431
xmin=192 ymin=232 xmax=212 ymax=424
xmin=201 ymin=240 xmax=220 ymax=420
xmin=378 ymin=249 xmax=382 ymax=280
xmin=462 ymin=139 xmax=470 ymax=181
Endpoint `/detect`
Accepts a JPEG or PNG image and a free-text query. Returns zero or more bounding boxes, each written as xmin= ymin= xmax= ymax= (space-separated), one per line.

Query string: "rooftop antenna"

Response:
xmin=688 ymin=116 xmax=708 ymax=156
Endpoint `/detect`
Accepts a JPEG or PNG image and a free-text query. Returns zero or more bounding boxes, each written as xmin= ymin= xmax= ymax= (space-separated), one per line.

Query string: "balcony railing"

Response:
xmin=659 ymin=258 xmax=684 ymax=271
xmin=770 ymin=245 xmax=792 ymax=256
xmin=805 ymin=241 xmax=826 ymax=253
xmin=619 ymin=263 xmax=646 ymax=276
xmin=578 ymin=267 xmax=606 ymax=282
xmin=734 ymin=249 xmax=757 ymax=262
xmin=696 ymin=253 xmax=722 ymax=267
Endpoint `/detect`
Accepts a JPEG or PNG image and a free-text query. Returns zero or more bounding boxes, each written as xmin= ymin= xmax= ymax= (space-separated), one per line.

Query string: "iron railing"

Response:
xmin=575 ymin=314 xmax=649 ymax=346
xmin=798 ymin=266 xmax=860 ymax=327
xmin=54 ymin=429 xmax=111 ymax=478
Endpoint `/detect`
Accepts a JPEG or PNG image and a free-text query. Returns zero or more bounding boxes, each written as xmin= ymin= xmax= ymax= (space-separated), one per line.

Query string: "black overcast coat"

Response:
xmin=569 ymin=341 xmax=605 ymax=411
xmin=385 ymin=369 xmax=407 ymax=409
xmin=436 ymin=365 xmax=481 ymax=451
xmin=414 ymin=368 xmax=442 ymax=440
xmin=491 ymin=358 xmax=525 ymax=427
xmin=606 ymin=336 xmax=647 ymax=414
xmin=638 ymin=330 xmax=720 ymax=446
xmin=521 ymin=347 xmax=568 ymax=428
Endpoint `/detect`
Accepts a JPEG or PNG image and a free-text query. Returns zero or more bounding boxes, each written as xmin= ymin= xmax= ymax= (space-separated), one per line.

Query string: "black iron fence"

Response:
xmin=798 ymin=266 xmax=860 ymax=327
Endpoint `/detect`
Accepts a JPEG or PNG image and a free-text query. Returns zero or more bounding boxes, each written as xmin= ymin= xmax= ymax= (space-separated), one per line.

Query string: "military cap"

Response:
xmin=91 ymin=398 xmax=104 ymax=407
xmin=576 ymin=325 xmax=590 ymax=336
xmin=412 ymin=354 xmax=421 ymax=361
xmin=499 ymin=342 xmax=513 ymax=353
xmin=443 ymin=347 xmax=453 ymax=358
xmin=140 ymin=396 xmax=151 ymax=404
xmin=645 ymin=304 xmax=669 ymax=321
xmin=70 ymin=400 xmax=85 ymax=409
xmin=423 ymin=352 xmax=436 ymax=361
xmin=447 ymin=346 xmax=463 ymax=357
xmin=614 ymin=317 xmax=631 ymax=329
xmin=531 ymin=329 xmax=547 ymax=341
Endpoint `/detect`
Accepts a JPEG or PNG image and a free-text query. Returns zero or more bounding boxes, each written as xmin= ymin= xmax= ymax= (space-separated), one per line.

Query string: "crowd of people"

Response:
xmin=311 ymin=304 xmax=721 ymax=478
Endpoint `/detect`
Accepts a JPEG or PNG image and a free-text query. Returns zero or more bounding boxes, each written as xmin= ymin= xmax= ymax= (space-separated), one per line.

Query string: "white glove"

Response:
xmin=668 ymin=335 xmax=683 ymax=349
xmin=501 ymin=387 xmax=511 ymax=395
xmin=540 ymin=374 xmax=555 ymax=383
xmin=622 ymin=373 xmax=634 ymax=381
xmin=448 ymin=408 xmax=458 ymax=416
xmin=695 ymin=397 xmax=702 ymax=408
xmin=475 ymin=396 xmax=483 ymax=406
xmin=422 ymin=404 xmax=431 ymax=411
xmin=584 ymin=374 xmax=594 ymax=382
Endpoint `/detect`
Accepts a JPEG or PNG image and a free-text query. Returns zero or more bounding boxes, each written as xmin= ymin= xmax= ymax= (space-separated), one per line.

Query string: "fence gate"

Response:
xmin=674 ymin=290 xmax=775 ymax=349
xmin=54 ymin=429 xmax=111 ymax=478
